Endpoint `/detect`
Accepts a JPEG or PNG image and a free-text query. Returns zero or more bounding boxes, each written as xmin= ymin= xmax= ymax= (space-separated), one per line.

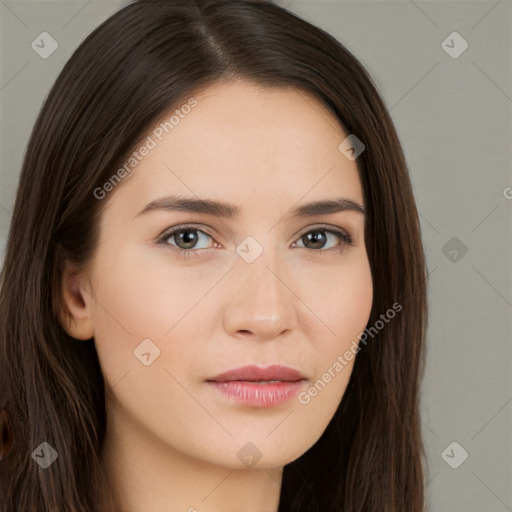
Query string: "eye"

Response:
xmin=157 ymin=224 xmax=354 ymax=259
xmin=292 ymin=226 xmax=354 ymax=254
xmin=159 ymin=225 xmax=215 ymax=256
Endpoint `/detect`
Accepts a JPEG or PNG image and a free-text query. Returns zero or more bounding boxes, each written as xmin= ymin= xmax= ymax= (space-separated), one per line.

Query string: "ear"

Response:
xmin=59 ymin=261 xmax=95 ymax=340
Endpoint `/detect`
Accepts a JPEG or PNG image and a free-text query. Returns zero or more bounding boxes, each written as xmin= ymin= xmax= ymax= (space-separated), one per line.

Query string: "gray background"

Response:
xmin=1 ymin=1 xmax=511 ymax=510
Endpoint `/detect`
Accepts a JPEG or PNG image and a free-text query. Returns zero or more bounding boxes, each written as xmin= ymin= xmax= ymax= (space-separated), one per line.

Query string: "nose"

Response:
xmin=222 ymin=253 xmax=298 ymax=342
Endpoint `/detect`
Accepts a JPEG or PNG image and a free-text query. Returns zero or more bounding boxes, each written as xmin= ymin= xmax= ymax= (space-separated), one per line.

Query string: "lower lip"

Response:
xmin=207 ymin=380 xmax=306 ymax=408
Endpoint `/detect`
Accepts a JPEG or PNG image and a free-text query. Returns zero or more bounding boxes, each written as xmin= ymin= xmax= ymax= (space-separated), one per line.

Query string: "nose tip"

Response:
xmin=234 ymin=314 xmax=290 ymax=341
xmin=224 ymin=265 xmax=296 ymax=342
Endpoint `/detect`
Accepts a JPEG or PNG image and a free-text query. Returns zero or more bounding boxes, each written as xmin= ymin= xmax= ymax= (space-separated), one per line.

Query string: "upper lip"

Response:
xmin=207 ymin=364 xmax=306 ymax=382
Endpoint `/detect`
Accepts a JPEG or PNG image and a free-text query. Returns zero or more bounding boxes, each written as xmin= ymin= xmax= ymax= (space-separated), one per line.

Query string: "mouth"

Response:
xmin=206 ymin=364 xmax=307 ymax=408
xmin=207 ymin=364 xmax=307 ymax=383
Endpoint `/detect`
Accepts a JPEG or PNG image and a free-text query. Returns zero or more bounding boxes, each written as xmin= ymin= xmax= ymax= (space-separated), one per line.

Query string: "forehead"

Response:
xmin=112 ymin=80 xmax=363 ymax=213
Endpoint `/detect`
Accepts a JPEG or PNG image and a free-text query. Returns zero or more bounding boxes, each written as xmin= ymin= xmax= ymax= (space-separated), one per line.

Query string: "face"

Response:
xmin=66 ymin=80 xmax=373 ymax=470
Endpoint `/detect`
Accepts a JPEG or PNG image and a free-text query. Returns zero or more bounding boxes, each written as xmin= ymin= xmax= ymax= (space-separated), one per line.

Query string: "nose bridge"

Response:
xmin=224 ymin=239 xmax=297 ymax=339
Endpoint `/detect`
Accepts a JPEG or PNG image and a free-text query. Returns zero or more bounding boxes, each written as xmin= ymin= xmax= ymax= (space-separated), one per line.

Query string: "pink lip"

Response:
xmin=206 ymin=365 xmax=307 ymax=408
xmin=208 ymin=364 xmax=306 ymax=382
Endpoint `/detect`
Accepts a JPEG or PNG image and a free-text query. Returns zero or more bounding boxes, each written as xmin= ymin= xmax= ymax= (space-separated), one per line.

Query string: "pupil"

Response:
xmin=178 ymin=230 xmax=197 ymax=248
xmin=306 ymin=231 xmax=325 ymax=249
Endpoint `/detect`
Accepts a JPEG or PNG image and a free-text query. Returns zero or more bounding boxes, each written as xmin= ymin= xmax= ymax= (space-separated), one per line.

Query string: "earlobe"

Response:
xmin=59 ymin=262 xmax=95 ymax=341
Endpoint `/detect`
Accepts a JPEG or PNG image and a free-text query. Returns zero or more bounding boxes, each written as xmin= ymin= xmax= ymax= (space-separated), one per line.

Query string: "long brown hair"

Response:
xmin=0 ymin=0 xmax=428 ymax=510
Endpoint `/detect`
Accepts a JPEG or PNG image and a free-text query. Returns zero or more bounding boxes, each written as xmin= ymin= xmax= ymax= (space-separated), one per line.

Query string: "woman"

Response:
xmin=0 ymin=0 xmax=428 ymax=510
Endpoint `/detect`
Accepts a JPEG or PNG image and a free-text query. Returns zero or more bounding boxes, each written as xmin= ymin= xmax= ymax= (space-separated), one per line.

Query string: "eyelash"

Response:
xmin=156 ymin=224 xmax=354 ymax=260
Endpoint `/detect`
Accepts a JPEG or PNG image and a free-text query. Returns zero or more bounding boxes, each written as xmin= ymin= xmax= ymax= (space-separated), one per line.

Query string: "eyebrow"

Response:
xmin=136 ymin=195 xmax=365 ymax=219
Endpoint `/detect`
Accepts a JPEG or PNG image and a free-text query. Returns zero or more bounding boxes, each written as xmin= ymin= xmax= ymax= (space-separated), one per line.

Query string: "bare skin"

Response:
xmin=60 ymin=79 xmax=373 ymax=512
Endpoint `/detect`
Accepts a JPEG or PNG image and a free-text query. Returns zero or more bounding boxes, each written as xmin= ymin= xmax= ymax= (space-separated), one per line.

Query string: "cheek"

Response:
xmin=88 ymin=246 xmax=228 ymax=385
xmin=298 ymin=251 xmax=373 ymax=350
xmin=293 ymin=254 xmax=372 ymax=419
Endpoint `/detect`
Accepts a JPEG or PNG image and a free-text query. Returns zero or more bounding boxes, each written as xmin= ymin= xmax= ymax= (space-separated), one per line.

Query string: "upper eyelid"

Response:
xmin=159 ymin=223 xmax=215 ymax=240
